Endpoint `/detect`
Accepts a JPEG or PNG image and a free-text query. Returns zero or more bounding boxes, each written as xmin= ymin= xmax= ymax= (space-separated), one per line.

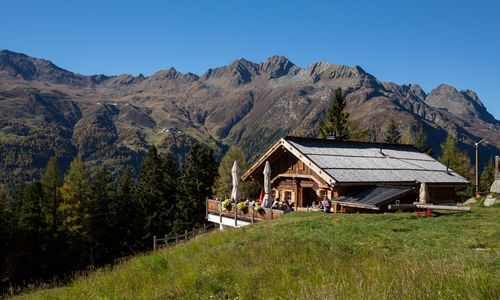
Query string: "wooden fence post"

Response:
xmin=153 ymin=236 xmax=156 ymax=251
xmin=185 ymin=230 xmax=188 ymax=241
xmin=219 ymin=201 xmax=222 ymax=223
xmin=164 ymin=234 xmax=168 ymax=246
xmin=206 ymin=197 xmax=209 ymax=219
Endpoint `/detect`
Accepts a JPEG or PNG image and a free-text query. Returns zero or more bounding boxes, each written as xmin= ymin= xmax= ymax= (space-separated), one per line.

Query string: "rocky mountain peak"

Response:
xmin=201 ymin=58 xmax=260 ymax=85
xmin=462 ymin=89 xmax=484 ymax=107
xmin=259 ymin=55 xmax=300 ymax=79
xmin=0 ymin=50 xmax=90 ymax=87
xmin=409 ymin=83 xmax=426 ymax=100
xmin=426 ymin=84 xmax=497 ymax=124
xmin=151 ymin=67 xmax=181 ymax=80
xmin=0 ymin=50 xmax=38 ymax=80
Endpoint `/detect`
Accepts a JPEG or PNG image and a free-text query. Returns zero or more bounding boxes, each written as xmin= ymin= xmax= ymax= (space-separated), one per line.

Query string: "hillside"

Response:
xmin=19 ymin=206 xmax=499 ymax=299
xmin=1 ymin=50 xmax=499 ymax=187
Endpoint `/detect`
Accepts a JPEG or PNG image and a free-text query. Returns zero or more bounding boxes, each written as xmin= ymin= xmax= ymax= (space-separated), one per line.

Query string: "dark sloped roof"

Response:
xmin=335 ymin=186 xmax=415 ymax=210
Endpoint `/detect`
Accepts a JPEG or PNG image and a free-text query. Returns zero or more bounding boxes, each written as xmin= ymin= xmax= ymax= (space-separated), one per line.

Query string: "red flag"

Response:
xmin=259 ymin=187 xmax=264 ymax=204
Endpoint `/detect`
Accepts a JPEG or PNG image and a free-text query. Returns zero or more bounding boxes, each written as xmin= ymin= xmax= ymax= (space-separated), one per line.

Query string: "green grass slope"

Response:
xmin=20 ymin=206 xmax=499 ymax=299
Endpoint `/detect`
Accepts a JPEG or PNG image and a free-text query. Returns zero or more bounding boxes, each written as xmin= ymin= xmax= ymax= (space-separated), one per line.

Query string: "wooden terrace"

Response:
xmin=206 ymin=199 xmax=285 ymax=228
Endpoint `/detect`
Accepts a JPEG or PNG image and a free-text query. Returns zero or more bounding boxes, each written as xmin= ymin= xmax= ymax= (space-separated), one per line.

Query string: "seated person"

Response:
xmin=272 ymin=199 xmax=280 ymax=209
xmin=322 ymin=195 xmax=331 ymax=213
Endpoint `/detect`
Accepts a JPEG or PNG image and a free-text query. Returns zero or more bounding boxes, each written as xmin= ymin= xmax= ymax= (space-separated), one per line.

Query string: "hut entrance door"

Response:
xmin=302 ymin=187 xmax=317 ymax=208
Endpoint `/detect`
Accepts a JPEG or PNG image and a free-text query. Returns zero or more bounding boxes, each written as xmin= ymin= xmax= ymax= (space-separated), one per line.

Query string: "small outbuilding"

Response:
xmin=242 ymin=136 xmax=469 ymax=212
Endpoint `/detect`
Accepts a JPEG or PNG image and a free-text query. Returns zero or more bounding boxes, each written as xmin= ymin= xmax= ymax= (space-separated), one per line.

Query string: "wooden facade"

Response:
xmin=269 ymin=151 xmax=332 ymax=210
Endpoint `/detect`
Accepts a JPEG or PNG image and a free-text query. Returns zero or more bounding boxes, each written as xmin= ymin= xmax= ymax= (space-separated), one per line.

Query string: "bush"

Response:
xmin=236 ymin=201 xmax=249 ymax=214
xmin=222 ymin=199 xmax=232 ymax=211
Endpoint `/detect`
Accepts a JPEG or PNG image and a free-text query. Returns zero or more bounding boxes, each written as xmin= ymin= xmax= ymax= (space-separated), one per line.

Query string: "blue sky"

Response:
xmin=1 ymin=0 xmax=499 ymax=118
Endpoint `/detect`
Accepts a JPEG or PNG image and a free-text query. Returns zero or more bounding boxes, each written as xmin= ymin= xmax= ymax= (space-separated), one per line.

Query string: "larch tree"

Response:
xmin=40 ymin=156 xmax=63 ymax=233
xmin=438 ymin=134 xmax=470 ymax=178
xmin=59 ymin=154 xmax=88 ymax=235
xmin=480 ymin=158 xmax=496 ymax=192
xmin=213 ymin=147 xmax=259 ymax=199
xmin=319 ymin=88 xmax=350 ymax=140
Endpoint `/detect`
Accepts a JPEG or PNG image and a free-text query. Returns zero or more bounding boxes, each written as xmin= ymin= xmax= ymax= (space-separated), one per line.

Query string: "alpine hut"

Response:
xmin=241 ymin=136 xmax=469 ymax=212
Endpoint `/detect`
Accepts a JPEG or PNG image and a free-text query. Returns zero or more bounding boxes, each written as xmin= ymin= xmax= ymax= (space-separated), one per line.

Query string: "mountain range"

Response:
xmin=0 ymin=49 xmax=499 ymax=188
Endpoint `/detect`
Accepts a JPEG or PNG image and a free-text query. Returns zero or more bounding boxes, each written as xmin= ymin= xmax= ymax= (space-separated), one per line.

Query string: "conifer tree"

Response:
xmin=415 ymin=127 xmax=432 ymax=154
xmin=160 ymin=151 xmax=180 ymax=233
xmin=86 ymin=166 xmax=115 ymax=265
xmin=176 ymin=143 xmax=218 ymax=232
xmin=135 ymin=146 xmax=174 ymax=242
xmin=5 ymin=182 xmax=49 ymax=282
xmin=480 ymin=158 xmax=496 ymax=192
xmin=438 ymin=134 xmax=470 ymax=177
xmin=40 ymin=156 xmax=62 ymax=233
xmin=18 ymin=182 xmax=45 ymax=232
xmin=319 ymin=88 xmax=350 ymax=140
xmin=213 ymin=147 xmax=258 ymax=199
xmin=59 ymin=154 xmax=88 ymax=235
xmin=0 ymin=186 xmax=6 ymax=281
xmin=116 ymin=169 xmax=143 ymax=253
xmin=384 ymin=118 xmax=401 ymax=144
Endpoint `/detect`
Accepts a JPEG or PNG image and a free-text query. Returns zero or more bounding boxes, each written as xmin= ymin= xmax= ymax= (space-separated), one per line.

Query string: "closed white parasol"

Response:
xmin=263 ymin=161 xmax=272 ymax=208
xmin=419 ymin=182 xmax=429 ymax=204
xmin=231 ymin=161 xmax=240 ymax=202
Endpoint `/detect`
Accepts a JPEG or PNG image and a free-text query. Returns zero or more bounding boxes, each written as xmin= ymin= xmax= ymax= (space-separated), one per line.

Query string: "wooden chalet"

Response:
xmin=241 ymin=136 xmax=469 ymax=212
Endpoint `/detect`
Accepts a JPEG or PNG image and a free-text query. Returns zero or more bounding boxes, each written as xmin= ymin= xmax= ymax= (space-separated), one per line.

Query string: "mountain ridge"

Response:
xmin=0 ymin=49 xmax=498 ymax=188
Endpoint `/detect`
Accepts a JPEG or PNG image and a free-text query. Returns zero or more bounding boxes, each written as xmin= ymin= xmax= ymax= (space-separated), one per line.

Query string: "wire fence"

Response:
xmin=153 ymin=223 xmax=216 ymax=251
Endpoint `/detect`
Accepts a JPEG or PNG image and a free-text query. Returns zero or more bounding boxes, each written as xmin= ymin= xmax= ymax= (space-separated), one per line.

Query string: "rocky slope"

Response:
xmin=0 ymin=50 xmax=499 ymax=188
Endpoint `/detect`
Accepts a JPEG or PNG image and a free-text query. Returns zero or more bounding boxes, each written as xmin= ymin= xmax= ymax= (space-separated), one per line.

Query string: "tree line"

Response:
xmin=0 ymin=143 xmax=218 ymax=292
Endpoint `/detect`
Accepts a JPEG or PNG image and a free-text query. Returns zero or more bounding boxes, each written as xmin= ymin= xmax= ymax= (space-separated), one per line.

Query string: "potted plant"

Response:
xmin=222 ymin=199 xmax=232 ymax=212
xmin=237 ymin=201 xmax=249 ymax=214
xmin=254 ymin=204 xmax=266 ymax=216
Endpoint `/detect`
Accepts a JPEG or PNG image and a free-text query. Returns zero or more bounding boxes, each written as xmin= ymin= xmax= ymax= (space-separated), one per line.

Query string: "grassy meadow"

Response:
xmin=18 ymin=204 xmax=499 ymax=299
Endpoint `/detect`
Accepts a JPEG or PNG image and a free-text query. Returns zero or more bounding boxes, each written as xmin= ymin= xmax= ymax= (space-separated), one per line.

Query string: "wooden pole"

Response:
xmin=234 ymin=203 xmax=238 ymax=227
xmin=219 ymin=201 xmax=222 ymax=223
xmin=165 ymin=234 xmax=168 ymax=246
xmin=476 ymin=143 xmax=479 ymax=195
xmin=414 ymin=203 xmax=471 ymax=212
xmin=153 ymin=236 xmax=156 ymax=251
xmin=206 ymin=197 xmax=209 ymax=219
xmin=184 ymin=230 xmax=188 ymax=241
xmin=388 ymin=204 xmax=417 ymax=210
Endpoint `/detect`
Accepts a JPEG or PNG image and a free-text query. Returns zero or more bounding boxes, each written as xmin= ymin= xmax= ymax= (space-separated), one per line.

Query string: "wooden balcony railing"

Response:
xmin=206 ymin=198 xmax=285 ymax=226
